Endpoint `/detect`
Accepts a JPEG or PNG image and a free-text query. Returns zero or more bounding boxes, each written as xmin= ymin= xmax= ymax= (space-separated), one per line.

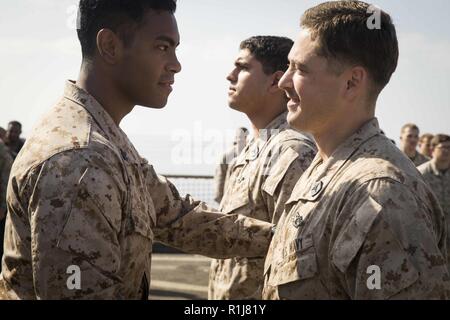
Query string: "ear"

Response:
xmin=344 ymin=66 xmax=366 ymax=100
xmin=268 ymin=70 xmax=285 ymax=93
xmin=96 ymin=29 xmax=124 ymax=65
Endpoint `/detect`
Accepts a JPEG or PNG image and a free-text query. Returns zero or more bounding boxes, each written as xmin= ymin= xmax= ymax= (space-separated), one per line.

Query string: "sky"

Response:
xmin=0 ymin=0 xmax=449 ymax=175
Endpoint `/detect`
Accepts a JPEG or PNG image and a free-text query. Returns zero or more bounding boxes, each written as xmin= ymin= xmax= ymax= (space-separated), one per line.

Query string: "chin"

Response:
xmin=140 ymin=97 xmax=168 ymax=109
xmin=287 ymin=114 xmax=305 ymax=131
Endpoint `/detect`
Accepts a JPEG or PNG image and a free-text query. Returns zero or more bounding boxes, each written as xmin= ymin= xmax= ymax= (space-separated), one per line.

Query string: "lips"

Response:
xmin=159 ymin=80 xmax=174 ymax=86
xmin=158 ymin=80 xmax=174 ymax=93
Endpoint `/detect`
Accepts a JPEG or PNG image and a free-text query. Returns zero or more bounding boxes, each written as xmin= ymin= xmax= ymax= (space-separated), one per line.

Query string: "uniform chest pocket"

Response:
xmin=220 ymin=164 xmax=251 ymax=214
xmin=127 ymin=191 xmax=155 ymax=240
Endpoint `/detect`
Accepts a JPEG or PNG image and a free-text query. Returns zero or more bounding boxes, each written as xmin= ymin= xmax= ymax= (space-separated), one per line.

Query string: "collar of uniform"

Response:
xmin=287 ymin=118 xmax=381 ymax=203
xmin=243 ymin=112 xmax=289 ymax=162
xmin=430 ymin=160 xmax=449 ymax=177
xmin=63 ymin=80 xmax=141 ymax=163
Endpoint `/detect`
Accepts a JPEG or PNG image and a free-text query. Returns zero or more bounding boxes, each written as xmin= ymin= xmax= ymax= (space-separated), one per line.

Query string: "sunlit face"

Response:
xmin=278 ymin=29 xmax=345 ymax=135
xmin=226 ymin=49 xmax=271 ymax=115
xmin=116 ymin=10 xmax=181 ymax=109
xmin=432 ymin=141 xmax=450 ymax=165
xmin=400 ymin=128 xmax=419 ymax=150
xmin=418 ymin=137 xmax=433 ymax=158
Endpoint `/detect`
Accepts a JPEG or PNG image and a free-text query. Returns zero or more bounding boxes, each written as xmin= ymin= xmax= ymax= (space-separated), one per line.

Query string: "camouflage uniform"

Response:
xmin=263 ymin=118 xmax=450 ymax=300
xmin=214 ymin=145 xmax=241 ymax=204
xmin=209 ymin=112 xmax=317 ymax=300
xmin=419 ymin=160 xmax=450 ymax=269
xmin=0 ymin=141 xmax=13 ymax=274
xmin=410 ymin=152 xmax=429 ymax=167
xmin=0 ymin=81 xmax=273 ymax=300
xmin=0 ymin=141 xmax=13 ymax=220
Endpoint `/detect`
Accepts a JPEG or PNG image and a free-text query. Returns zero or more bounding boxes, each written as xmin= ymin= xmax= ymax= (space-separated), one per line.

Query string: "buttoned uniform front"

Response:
xmin=0 ymin=81 xmax=273 ymax=300
xmin=263 ymin=118 xmax=450 ymax=300
xmin=209 ymin=112 xmax=317 ymax=299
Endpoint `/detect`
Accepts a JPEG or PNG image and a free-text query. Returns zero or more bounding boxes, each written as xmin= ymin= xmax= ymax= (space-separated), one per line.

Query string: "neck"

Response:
xmin=401 ymin=146 xmax=417 ymax=158
xmin=77 ymin=63 xmax=134 ymax=125
xmin=247 ymin=101 xmax=285 ymax=139
xmin=314 ymin=114 xmax=374 ymax=161
xmin=433 ymin=158 xmax=450 ymax=172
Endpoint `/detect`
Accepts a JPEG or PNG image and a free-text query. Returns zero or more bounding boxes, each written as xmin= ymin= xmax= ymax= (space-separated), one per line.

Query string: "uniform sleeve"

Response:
xmin=261 ymin=139 xmax=316 ymax=224
xmin=331 ymin=178 xmax=449 ymax=299
xmin=147 ymin=165 xmax=273 ymax=259
xmin=0 ymin=150 xmax=13 ymax=219
xmin=25 ymin=150 xmax=125 ymax=299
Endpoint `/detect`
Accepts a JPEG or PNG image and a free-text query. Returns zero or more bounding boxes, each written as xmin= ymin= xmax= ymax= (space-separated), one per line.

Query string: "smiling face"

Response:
xmin=226 ymin=49 xmax=271 ymax=115
xmin=278 ymin=29 xmax=345 ymax=135
xmin=116 ymin=10 xmax=181 ymax=109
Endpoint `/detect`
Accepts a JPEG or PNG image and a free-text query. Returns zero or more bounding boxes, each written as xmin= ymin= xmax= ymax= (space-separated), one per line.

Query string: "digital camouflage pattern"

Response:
xmin=214 ymin=145 xmax=241 ymax=204
xmin=0 ymin=142 xmax=13 ymax=220
xmin=0 ymin=81 xmax=273 ymax=300
xmin=263 ymin=118 xmax=450 ymax=300
xmin=419 ymin=160 xmax=450 ymax=270
xmin=209 ymin=112 xmax=317 ymax=300
xmin=410 ymin=152 xmax=429 ymax=167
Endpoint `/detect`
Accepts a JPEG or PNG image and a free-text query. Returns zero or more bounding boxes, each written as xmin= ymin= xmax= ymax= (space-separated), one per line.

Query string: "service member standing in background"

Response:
xmin=213 ymin=127 xmax=249 ymax=204
xmin=0 ymin=140 xmax=13 ymax=273
xmin=400 ymin=123 xmax=429 ymax=166
xmin=418 ymin=133 xmax=434 ymax=159
xmin=419 ymin=134 xmax=450 ymax=271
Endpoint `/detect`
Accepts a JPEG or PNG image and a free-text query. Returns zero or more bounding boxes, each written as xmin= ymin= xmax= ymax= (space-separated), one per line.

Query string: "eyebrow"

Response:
xmin=289 ymin=57 xmax=309 ymax=70
xmin=155 ymin=35 xmax=179 ymax=47
xmin=234 ymin=60 xmax=250 ymax=68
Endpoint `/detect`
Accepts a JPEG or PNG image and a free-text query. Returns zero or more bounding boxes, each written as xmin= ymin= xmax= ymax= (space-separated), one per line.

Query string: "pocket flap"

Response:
xmin=262 ymin=147 xmax=299 ymax=196
xmin=268 ymin=253 xmax=318 ymax=286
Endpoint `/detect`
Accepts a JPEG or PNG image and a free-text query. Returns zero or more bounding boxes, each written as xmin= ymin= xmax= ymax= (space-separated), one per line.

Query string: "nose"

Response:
xmin=168 ymin=52 xmax=182 ymax=74
xmin=278 ymin=70 xmax=292 ymax=91
xmin=226 ymin=68 xmax=237 ymax=83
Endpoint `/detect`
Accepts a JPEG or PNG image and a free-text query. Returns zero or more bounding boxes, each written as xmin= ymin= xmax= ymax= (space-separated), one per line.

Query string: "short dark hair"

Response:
xmin=77 ymin=0 xmax=177 ymax=59
xmin=240 ymin=36 xmax=293 ymax=75
xmin=8 ymin=121 xmax=22 ymax=129
xmin=300 ymin=1 xmax=399 ymax=96
xmin=431 ymin=134 xmax=450 ymax=148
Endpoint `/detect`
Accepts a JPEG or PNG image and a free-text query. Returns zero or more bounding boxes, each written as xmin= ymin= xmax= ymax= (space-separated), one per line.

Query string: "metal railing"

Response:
xmin=163 ymin=174 xmax=216 ymax=207
xmin=154 ymin=174 xmax=217 ymax=254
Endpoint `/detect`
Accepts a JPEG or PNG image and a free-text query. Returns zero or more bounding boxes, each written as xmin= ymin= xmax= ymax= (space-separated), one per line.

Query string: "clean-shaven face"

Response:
xmin=278 ymin=29 xmax=344 ymax=135
xmin=226 ymin=49 xmax=270 ymax=115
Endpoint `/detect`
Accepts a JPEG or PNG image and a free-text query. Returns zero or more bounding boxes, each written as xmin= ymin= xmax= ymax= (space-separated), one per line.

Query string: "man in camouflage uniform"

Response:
xmin=0 ymin=140 xmax=13 ymax=273
xmin=263 ymin=1 xmax=449 ymax=299
xmin=400 ymin=123 xmax=429 ymax=167
xmin=418 ymin=133 xmax=434 ymax=159
xmin=213 ymin=127 xmax=249 ymax=204
xmin=4 ymin=121 xmax=26 ymax=160
xmin=0 ymin=0 xmax=273 ymax=300
xmin=419 ymin=134 xmax=450 ymax=270
xmin=208 ymin=36 xmax=317 ymax=300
